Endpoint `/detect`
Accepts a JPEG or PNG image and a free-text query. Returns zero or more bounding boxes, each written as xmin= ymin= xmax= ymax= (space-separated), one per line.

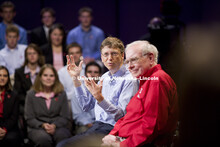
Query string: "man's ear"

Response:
xmin=148 ymin=53 xmax=154 ymax=61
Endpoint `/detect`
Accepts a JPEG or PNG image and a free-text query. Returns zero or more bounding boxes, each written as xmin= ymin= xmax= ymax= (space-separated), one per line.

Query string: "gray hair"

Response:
xmin=125 ymin=40 xmax=158 ymax=63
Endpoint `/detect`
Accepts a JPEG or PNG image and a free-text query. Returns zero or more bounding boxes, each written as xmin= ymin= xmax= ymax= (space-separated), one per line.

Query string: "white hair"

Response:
xmin=125 ymin=40 xmax=158 ymax=63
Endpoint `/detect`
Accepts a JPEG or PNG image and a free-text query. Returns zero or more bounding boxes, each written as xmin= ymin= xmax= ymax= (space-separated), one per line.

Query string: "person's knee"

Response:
xmin=4 ymin=131 xmax=21 ymax=143
xmin=29 ymin=131 xmax=53 ymax=147
xmin=54 ymin=128 xmax=71 ymax=143
xmin=36 ymin=135 xmax=53 ymax=147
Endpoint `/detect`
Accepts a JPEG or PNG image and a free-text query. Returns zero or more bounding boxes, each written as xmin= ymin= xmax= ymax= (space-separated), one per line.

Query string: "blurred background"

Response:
xmin=1 ymin=0 xmax=220 ymax=146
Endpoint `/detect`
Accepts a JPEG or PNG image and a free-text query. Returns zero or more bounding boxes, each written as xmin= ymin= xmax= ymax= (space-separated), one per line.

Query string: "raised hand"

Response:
xmin=66 ymin=55 xmax=83 ymax=78
xmin=83 ymin=74 xmax=104 ymax=103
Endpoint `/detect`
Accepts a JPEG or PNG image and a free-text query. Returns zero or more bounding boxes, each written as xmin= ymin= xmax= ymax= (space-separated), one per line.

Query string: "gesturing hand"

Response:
xmin=83 ymin=74 xmax=104 ymax=103
xmin=66 ymin=55 xmax=83 ymax=78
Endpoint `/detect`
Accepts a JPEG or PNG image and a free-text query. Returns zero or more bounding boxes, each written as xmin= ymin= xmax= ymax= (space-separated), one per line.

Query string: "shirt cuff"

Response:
xmin=98 ymin=99 xmax=111 ymax=110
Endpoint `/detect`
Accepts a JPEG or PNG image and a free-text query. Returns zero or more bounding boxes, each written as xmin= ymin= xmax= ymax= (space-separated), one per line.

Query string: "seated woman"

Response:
xmin=0 ymin=66 xmax=21 ymax=146
xmin=41 ymin=23 xmax=67 ymax=71
xmin=14 ymin=43 xmax=45 ymax=116
xmin=24 ymin=64 xmax=71 ymax=147
xmin=14 ymin=43 xmax=45 ymax=140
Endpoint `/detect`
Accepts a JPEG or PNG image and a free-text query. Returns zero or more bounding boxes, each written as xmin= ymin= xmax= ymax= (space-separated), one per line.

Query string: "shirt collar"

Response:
xmin=5 ymin=44 xmax=18 ymax=51
xmin=108 ymin=65 xmax=126 ymax=78
xmin=79 ymin=24 xmax=92 ymax=32
xmin=24 ymin=65 xmax=40 ymax=74
xmin=139 ymin=64 xmax=162 ymax=85
xmin=35 ymin=92 xmax=55 ymax=99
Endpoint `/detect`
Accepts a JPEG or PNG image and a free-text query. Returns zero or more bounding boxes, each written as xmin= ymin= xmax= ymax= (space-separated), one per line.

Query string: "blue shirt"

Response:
xmin=66 ymin=25 xmax=105 ymax=60
xmin=58 ymin=65 xmax=95 ymax=125
xmin=74 ymin=65 xmax=139 ymax=126
xmin=0 ymin=44 xmax=27 ymax=75
xmin=0 ymin=22 xmax=27 ymax=50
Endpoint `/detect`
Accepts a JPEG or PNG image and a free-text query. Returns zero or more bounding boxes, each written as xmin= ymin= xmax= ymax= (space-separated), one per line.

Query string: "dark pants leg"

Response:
xmin=54 ymin=127 xmax=71 ymax=146
xmin=28 ymin=129 xmax=53 ymax=147
xmin=56 ymin=121 xmax=114 ymax=147
xmin=0 ymin=130 xmax=21 ymax=147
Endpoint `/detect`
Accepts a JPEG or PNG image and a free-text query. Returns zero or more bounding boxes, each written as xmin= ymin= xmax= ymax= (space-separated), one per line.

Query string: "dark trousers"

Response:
xmin=57 ymin=121 xmax=114 ymax=147
xmin=0 ymin=130 xmax=22 ymax=147
xmin=28 ymin=127 xmax=71 ymax=147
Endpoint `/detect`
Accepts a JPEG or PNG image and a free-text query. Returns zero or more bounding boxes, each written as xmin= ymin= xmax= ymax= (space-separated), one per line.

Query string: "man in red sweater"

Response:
xmin=102 ymin=40 xmax=178 ymax=147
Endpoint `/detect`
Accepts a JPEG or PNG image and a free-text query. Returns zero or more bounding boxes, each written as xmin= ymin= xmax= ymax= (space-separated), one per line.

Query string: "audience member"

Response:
xmin=0 ymin=66 xmax=21 ymax=146
xmin=0 ymin=1 xmax=27 ymax=49
xmin=30 ymin=7 xmax=56 ymax=47
xmin=0 ymin=25 xmax=27 ymax=76
xmin=102 ymin=41 xmax=178 ymax=147
xmin=14 ymin=43 xmax=45 ymax=115
xmin=67 ymin=7 xmax=105 ymax=64
xmin=57 ymin=37 xmax=139 ymax=147
xmin=24 ymin=64 xmax=71 ymax=147
xmin=85 ymin=61 xmax=102 ymax=84
xmin=41 ymin=23 xmax=67 ymax=71
xmin=58 ymin=43 xmax=96 ymax=135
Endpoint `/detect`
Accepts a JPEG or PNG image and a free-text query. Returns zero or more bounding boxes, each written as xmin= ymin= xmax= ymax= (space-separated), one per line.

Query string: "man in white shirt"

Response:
xmin=0 ymin=24 xmax=27 ymax=76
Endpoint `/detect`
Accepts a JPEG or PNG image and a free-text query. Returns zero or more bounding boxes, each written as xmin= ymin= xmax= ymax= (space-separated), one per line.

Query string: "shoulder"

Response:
xmin=68 ymin=26 xmax=80 ymax=34
xmin=41 ymin=43 xmax=51 ymax=51
xmin=18 ymin=44 xmax=27 ymax=50
xmin=15 ymin=24 xmax=27 ymax=33
xmin=91 ymin=25 xmax=104 ymax=34
xmin=5 ymin=90 xmax=18 ymax=100
xmin=101 ymin=71 xmax=110 ymax=78
xmin=32 ymin=26 xmax=43 ymax=32
xmin=15 ymin=66 xmax=24 ymax=74
xmin=57 ymin=91 xmax=67 ymax=99
xmin=58 ymin=66 xmax=67 ymax=74
xmin=0 ymin=23 xmax=4 ymax=29
xmin=0 ymin=48 xmax=7 ymax=54
xmin=26 ymin=89 xmax=36 ymax=97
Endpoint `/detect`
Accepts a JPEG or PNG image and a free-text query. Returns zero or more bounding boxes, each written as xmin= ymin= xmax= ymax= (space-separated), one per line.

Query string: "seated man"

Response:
xmin=66 ymin=7 xmax=105 ymax=64
xmin=0 ymin=25 xmax=27 ymax=76
xmin=0 ymin=1 xmax=27 ymax=49
xmin=57 ymin=37 xmax=139 ymax=147
xmin=58 ymin=43 xmax=96 ymax=134
xmin=30 ymin=7 xmax=56 ymax=47
xmin=102 ymin=41 xmax=178 ymax=147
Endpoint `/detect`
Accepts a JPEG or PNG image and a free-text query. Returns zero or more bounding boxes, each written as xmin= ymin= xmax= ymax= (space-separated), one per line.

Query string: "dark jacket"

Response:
xmin=41 ymin=43 xmax=67 ymax=66
xmin=30 ymin=26 xmax=48 ymax=47
xmin=14 ymin=66 xmax=33 ymax=115
xmin=0 ymin=90 xmax=19 ymax=131
xmin=24 ymin=89 xmax=70 ymax=131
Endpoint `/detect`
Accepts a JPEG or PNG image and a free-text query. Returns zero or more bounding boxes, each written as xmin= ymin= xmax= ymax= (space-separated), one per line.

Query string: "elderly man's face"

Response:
xmin=125 ymin=45 xmax=153 ymax=78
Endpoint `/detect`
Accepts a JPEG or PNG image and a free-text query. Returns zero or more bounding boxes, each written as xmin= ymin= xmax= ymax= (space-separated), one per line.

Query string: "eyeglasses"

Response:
xmin=101 ymin=52 xmax=120 ymax=58
xmin=124 ymin=53 xmax=149 ymax=66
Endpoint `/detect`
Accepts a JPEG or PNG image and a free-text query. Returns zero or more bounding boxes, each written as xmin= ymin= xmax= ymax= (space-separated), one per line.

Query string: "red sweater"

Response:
xmin=109 ymin=64 xmax=178 ymax=147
